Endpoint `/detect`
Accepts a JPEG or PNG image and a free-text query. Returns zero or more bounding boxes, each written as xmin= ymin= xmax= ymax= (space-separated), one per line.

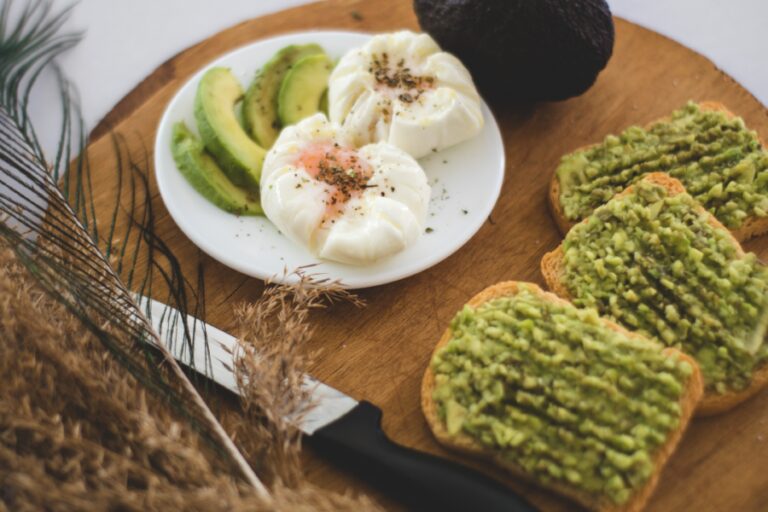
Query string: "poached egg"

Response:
xmin=260 ymin=113 xmax=431 ymax=265
xmin=328 ymin=30 xmax=484 ymax=159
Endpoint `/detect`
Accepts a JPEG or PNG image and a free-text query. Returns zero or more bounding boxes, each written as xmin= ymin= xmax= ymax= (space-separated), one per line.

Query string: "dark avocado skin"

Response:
xmin=413 ymin=0 xmax=614 ymax=102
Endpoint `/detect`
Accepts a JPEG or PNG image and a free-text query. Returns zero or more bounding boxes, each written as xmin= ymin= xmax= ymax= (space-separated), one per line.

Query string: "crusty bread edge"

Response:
xmin=548 ymin=101 xmax=768 ymax=242
xmin=542 ymin=172 xmax=768 ymax=416
xmin=421 ymin=280 xmax=704 ymax=512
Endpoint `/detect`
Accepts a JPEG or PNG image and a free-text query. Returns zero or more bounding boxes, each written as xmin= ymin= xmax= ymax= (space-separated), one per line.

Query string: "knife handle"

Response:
xmin=308 ymin=401 xmax=538 ymax=512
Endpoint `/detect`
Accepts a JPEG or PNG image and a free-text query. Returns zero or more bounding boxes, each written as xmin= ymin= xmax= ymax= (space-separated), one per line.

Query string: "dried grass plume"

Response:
xmin=0 ymin=249 xmax=380 ymax=511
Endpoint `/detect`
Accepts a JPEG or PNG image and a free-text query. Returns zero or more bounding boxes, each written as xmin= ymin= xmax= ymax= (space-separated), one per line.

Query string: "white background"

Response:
xmin=30 ymin=0 xmax=768 ymax=158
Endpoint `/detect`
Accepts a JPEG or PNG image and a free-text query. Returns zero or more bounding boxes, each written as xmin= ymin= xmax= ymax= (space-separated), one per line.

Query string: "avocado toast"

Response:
xmin=550 ymin=101 xmax=768 ymax=241
xmin=422 ymin=281 xmax=703 ymax=512
xmin=543 ymin=173 xmax=768 ymax=415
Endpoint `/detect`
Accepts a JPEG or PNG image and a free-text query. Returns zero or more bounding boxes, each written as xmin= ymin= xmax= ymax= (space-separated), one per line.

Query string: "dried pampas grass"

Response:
xmin=0 ymin=247 xmax=381 ymax=511
xmin=230 ymin=273 xmax=365 ymax=486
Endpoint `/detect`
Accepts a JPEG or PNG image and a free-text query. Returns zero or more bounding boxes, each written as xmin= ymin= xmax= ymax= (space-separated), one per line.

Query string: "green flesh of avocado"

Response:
xmin=194 ymin=67 xmax=265 ymax=189
xmin=243 ymin=43 xmax=324 ymax=148
xmin=319 ymin=88 xmax=329 ymax=116
xmin=171 ymin=122 xmax=263 ymax=216
xmin=278 ymin=53 xmax=333 ymax=126
xmin=431 ymin=286 xmax=694 ymax=505
xmin=562 ymin=180 xmax=768 ymax=393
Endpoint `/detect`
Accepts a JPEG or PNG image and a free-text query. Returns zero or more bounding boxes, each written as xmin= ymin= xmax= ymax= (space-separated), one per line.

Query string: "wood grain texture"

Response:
xmin=79 ymin=1 xmax=768 ymax=510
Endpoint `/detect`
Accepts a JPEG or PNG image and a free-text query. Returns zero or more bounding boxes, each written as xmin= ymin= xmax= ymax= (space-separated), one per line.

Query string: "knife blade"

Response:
xmin=145 ymin=297 xmax=537 ymax=512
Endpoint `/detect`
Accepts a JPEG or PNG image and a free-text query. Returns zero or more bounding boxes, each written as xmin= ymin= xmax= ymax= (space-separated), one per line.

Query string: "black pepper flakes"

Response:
xmin=370 ymin=52 xmax=433 ymax=103
xmin=314 ymin=155 xmax=371 ymax=203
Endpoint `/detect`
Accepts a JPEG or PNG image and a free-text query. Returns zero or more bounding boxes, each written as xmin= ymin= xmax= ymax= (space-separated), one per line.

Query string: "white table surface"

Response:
xmin=30 ymin=0 xmax=768 ymax=159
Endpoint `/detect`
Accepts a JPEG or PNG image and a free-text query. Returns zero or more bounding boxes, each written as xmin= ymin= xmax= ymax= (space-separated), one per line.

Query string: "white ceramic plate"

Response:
xmin=155 ymin=31 xmax=505 ymax=289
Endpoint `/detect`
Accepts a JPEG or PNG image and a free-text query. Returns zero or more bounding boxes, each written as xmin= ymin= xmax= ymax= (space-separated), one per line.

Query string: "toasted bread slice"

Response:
xmin=422 ymin=281 xmax=704 ymax=512
xmin=549 ymin=101 xmax=768 ymax=241
xmin=543 ymin=173 xmax=768 ymax=416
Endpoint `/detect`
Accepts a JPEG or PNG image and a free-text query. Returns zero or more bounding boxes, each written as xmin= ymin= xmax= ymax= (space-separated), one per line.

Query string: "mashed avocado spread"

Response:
xmin=431 ymin=285 xmax=694 ymax=505
xmin=562 ymin=180 xmax=768 ymax=393
xmin=556 ymin=102 xmax=768 ymax=229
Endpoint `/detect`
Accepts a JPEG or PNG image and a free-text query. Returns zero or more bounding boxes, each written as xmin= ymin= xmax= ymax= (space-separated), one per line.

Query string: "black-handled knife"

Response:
xmin=145 ymin=298 xmax=537 ymax=512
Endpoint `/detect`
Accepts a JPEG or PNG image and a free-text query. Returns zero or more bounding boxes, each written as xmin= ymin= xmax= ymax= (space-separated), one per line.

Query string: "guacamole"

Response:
xmin=556 ymin=102 xmax=768 ymax=229
xmin=431 ymin=285 xmax=694 ymax=505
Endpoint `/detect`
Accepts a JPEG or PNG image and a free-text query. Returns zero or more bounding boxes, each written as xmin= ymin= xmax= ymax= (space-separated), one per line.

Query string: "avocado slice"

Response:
xmin=194 ymin=67 xmax=266 ymax=189
xmin=171 ymin=121 xmax=263 ymax=216
xmin=243 ymin=44 xmax=324 ymax=148
xmin=278 ymin=53 xmax=333 ymax=126
xmin=319 ymin=88 xmax=329 ymax=116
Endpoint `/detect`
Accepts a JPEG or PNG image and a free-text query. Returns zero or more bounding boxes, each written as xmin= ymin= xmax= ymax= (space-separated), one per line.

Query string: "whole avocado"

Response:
xmin=413 ymin=0 xmax=614 ymax=102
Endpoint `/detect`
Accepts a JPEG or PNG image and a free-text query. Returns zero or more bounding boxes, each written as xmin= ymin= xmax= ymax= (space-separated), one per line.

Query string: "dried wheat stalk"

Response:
xmin=0 ymin=246 xmax=381 ymax=511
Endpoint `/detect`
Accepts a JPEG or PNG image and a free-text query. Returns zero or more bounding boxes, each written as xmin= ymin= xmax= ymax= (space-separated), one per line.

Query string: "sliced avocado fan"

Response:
xmin=171 ymin=121 xmax=263 ymax=216
xmin=243 ymin=43 xmax=324 ymax=148
xmin=194 ymin=67 xmax=266 ymax=190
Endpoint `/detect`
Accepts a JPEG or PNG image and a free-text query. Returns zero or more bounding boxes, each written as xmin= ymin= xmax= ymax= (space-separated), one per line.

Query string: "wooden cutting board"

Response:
xmin=82 ymin=1 xmax=768 ymax=510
